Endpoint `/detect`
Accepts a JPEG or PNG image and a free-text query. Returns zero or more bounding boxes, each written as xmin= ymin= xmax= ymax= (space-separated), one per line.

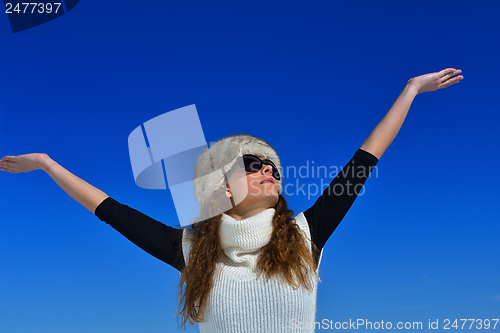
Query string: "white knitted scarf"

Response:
xmin=218 ymin=208 xmax=275 ymax=271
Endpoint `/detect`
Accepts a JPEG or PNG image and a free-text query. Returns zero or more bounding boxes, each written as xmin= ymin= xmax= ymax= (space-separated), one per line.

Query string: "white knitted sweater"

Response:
xmin=181 ymin=208 xmax=324 ymax=333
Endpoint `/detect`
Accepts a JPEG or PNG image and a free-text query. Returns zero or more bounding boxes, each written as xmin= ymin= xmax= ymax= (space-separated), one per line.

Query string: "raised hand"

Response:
xmin=409 ymin=68 xmax=463 ymax=95
xmin=0 ymin=153 xmax=55 ymax=173
xmin=1 ymin=153 xmax=108 ymax=213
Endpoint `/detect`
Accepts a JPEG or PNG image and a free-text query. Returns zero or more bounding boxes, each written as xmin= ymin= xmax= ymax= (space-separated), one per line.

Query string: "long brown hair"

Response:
xmin=174 ymin=186 xmax=320 ymax=329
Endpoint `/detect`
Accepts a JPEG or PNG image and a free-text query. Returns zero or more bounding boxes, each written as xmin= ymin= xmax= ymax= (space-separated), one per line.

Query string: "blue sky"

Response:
xmin=1 ymin=1 xmax=499 ymax=332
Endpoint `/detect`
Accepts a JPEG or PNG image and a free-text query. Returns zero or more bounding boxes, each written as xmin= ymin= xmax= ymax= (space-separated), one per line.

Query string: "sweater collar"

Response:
xmin=219 ymin=208 xmax=275 ymax=268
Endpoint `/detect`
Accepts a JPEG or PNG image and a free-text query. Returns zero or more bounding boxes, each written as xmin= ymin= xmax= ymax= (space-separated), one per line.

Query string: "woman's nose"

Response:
xmin=261 ymin=164 xmax=273 ymax=175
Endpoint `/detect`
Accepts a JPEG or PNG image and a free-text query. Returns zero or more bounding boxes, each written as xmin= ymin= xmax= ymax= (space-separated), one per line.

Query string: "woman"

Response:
xmin=0 ymin=68 xmax=463 ymax=332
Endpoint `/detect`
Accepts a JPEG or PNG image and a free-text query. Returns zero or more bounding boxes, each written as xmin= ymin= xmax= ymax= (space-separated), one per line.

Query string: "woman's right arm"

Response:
xmin=1 ymin=152 xmax=186 ymax=271
xmin=0 ymin=153 xmax=108 ymax=214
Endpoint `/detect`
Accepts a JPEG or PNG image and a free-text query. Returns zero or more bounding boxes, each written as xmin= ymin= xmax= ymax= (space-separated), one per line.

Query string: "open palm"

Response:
xmin=0 ymin=153 xmax=50 ymax=173
xmin=411 ymin=68 xmax=463 ymax=95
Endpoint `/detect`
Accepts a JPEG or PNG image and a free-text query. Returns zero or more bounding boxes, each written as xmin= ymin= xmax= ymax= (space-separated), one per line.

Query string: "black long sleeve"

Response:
xmin=303 ymin=148 xmax=379 ymax=266
xmin=94 ymin=197 xmax=186 ymax=271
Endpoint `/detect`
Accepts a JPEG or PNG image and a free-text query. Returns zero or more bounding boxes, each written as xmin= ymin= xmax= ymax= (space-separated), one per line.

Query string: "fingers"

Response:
xmin=441 ymin=68 xmax=462 ymax=78
xmin=0 ymin=156 xmax=15 ymax=165
xmin=451 ymin=69 xmax=462 ymax=78
xmin=439 ymin=75 xmax=462 ymax=89
xmin=0 ymin=156 xmax=16 ymax=172
xmin=441 ymin=68 xmax=457 ymax=74
xmin=439 ymin=68 xmax=463 ymax=88
xmin=0 ymin=161 xmax=11 ymax=172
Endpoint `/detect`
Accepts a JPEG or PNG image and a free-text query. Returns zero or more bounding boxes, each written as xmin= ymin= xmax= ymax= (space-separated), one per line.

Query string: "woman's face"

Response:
xmin=225 ymin=155 xmax=279 ymax=209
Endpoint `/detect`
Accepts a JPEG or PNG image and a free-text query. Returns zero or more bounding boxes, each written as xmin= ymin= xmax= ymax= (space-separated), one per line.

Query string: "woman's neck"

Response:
xmin=225 ymin=204 xmax=274 ymax=220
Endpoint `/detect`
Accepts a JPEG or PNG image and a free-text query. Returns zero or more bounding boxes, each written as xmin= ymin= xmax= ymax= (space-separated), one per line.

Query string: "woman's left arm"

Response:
xmin=360 ymin=68 xmax=464 ymax=159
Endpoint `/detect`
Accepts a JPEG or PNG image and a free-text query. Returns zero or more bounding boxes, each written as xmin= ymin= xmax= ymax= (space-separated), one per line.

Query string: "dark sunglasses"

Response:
xmin=243 ymin=154 xmax=281 ymax=180
xmin=227 ymin=154 xmax=281 ymax=181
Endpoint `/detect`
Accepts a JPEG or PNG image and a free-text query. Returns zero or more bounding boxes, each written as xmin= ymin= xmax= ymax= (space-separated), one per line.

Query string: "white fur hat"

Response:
xmin=193 ymin=133 xmax=282 ymax=209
